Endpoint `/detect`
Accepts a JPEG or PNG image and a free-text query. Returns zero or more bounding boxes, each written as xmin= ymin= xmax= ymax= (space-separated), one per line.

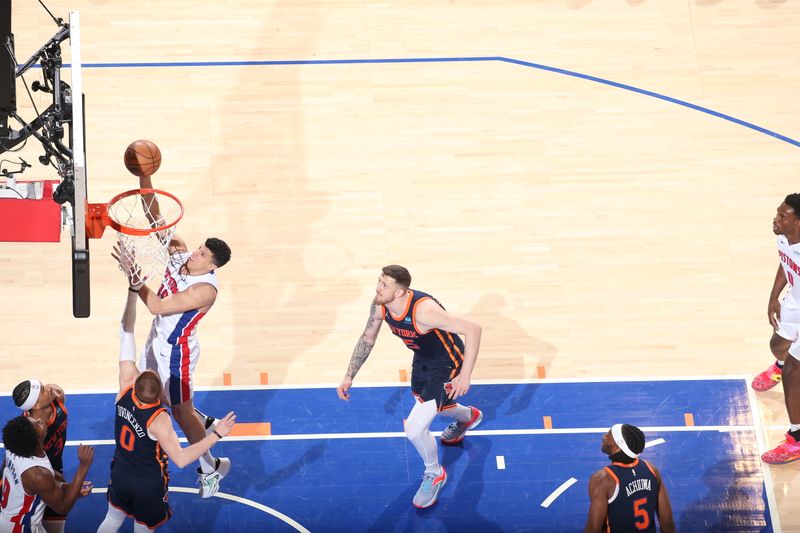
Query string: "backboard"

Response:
xmin=69 ymin=10 xmax=89 ymax=318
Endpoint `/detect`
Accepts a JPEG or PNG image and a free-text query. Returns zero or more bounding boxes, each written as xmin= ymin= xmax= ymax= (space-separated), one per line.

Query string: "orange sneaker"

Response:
xmin=762 ymin=433 xmax=800 ymax=464
xmin=751 ymin=362 xmax=782 ymax=392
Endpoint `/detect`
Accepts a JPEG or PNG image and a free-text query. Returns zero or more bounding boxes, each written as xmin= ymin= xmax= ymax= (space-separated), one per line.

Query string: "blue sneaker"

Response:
xmin=412 ymin=466 xmax=447 ymax=508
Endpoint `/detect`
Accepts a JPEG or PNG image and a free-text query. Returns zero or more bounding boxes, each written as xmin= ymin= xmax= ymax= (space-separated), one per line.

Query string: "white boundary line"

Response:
xmin=747 ymin=385 xmax=782 ymax=533
xmin=91 ymin=486 xmax=310 ymax=532
xmin=540 ymin=478 xmax=578 ymax=508
xmin=0 ymin=375 xmax=751 ymax=395
xmin=3 ymin=424 xmax=756 ymax=448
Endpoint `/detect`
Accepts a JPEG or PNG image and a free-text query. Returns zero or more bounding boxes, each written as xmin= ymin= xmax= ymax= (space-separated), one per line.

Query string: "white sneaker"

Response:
xmin=197 ymin=457 xmax=231 ymax=498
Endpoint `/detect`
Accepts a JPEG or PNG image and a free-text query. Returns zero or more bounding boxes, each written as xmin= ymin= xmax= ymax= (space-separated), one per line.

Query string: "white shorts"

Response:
xmin=140 ymin=330 xmax=199 ymax=406
xmin=777 ymin=306 xmax=800 ymax=359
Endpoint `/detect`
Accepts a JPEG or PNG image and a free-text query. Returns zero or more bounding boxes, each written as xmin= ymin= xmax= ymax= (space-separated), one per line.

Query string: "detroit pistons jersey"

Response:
xmin=381 ymin=290 xmax=465 ymax=369
xmin=604 ymin=459 xmax=660 ymax=533
xmin=25 ymin=400 xmax=67 ymax=474
xmin=0 ymin=451 xmax=53 ymax=533
xmin=151 ymin=252 xmax=218 ymax=346
xmin=778 ymin=235 xmax=800 ymax=309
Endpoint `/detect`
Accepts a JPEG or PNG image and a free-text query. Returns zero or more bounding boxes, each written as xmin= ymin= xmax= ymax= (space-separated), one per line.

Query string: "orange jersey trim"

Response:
xmin=434 ymin=329 xmax=461 ymax=369
xmin=389 ymin=290 xmax=415 ymax=322
xmin=132 ymin=389 xmax=162 ymax=410
xmin=411 ymin=296 xmax=431 ymax=335
xmin=643 ymin=459 xmax=656 ymax=477
xmin=603 ymin=466 xmax=619 ymax=484
xmin=146 ymin=408 xmax=168 ymax=429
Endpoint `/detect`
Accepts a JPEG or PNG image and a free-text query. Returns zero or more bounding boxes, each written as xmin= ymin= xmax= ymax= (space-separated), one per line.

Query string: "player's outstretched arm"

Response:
xmin=415 ymin=301 xmax=481 ymax=399
xmin=150 ymin=411 xmax=236 ymax=468
xmin=652 ymin=464 xmax=675 ymax=533
xmin=138 ymin=282 xmax=217 ymax=316
xmin=28 ymin=444 xmax=94 ymax=515
xmin=337 ymin=303 xmax=383 ymax=401
xmin=117 ymin=289 xmax=141 ymax=393
xmin=583 ymin=470 xmax=612 ymax=533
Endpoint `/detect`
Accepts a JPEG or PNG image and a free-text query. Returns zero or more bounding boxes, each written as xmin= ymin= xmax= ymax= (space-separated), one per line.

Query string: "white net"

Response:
xmin=108 ymin=190 xmax=182 ymax=286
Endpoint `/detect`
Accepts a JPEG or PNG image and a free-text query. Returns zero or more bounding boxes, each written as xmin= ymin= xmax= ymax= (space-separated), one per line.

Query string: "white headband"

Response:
xmin=611 ymin=423 xmax=638 ymax=459
xmin=19 ymin=379 xmax=42 ymax=412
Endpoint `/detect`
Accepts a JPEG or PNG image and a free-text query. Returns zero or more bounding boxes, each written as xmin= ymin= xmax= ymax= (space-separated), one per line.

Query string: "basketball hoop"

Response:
xmin=87 ymin=188 xmax=183 ymax=285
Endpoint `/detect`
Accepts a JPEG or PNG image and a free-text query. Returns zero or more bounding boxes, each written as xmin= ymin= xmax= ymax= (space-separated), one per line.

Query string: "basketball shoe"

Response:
xmin=440 ymin=407 xmax=483 ymax=445
xmin=762 ymin=433 xmax=800 ymax=464
xmin=198 ymin=457 xmax=231 ymax=498
xmin=412 ymin=466 xmax=447 ymax=508
xmin=751 ymin=362 xmax=783 ymax=392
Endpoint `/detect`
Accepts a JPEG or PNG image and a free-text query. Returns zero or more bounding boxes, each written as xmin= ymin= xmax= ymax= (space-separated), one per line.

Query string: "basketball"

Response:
xmin=124 ymin=139 xmax=162 ymax=177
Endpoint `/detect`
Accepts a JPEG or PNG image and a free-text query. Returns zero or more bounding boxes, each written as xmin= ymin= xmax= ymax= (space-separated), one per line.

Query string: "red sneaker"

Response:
xmin=751 ymin=362 xmax=782 ymax=392
xmin=762 ymin=433 xmax=800 ymax=464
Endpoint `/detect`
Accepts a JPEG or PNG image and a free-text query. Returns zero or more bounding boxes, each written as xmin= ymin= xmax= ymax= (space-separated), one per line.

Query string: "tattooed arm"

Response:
xmin=337 ymin=303 xmax=384 ymax=401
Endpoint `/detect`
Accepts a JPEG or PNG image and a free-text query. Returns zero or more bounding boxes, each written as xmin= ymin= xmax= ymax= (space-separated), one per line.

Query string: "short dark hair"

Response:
xmin=621 ymin=424 xmax=646 ymax=455
xmin=205 ymin=238 xmax=231 ymax=269
xmin=382 ymin=265 xmax=411 ymax=289
xmin=3 ymin=416 xmax=39 ymax=457
xmin=786 ymin=194 xmax=800 ymax=217
xmin=12 ymin=380 xmax=32 ymax=409
xmin=135 ymin=371 xmax=163 ymax=404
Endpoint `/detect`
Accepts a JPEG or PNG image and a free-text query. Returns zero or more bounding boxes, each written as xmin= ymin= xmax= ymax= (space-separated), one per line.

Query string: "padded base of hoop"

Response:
xmin=0 ymin=181 xmax=61 ymax=242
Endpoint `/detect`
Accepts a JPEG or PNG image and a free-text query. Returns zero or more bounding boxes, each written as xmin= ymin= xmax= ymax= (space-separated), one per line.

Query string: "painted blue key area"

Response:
xmin=0 ymin=380 xmax=771 ymax=532
xmin=0 ymin=379 xmax=752 ymax=439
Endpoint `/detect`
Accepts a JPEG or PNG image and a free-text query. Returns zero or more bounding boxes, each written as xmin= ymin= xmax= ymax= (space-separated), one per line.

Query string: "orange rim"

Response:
xmin=86 ymin=188 xmax=183 ymax=239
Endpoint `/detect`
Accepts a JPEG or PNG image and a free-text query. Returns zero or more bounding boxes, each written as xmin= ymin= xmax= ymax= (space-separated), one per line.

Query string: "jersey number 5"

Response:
xmin=633 ymin=497 xmax=650 ymax=530
xmin=120 ymin=425 xmax=136 ymax=452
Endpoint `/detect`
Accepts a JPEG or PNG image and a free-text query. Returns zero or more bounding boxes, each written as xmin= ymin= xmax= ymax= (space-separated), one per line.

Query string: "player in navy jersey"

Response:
xmin=759 ymin=193 xmax=800 ymax=463
xmin=12 ymin=380 xmax=69 ymax=533
xmin=114 ymin=172 xmax=232 ymax=498
xmin=97 ymin=287 xmax=236 ymax=533
xmin=584 ymin=424 xmax=674 ymax=533
xmin=337 ymin=265 xmax=483 ymax=508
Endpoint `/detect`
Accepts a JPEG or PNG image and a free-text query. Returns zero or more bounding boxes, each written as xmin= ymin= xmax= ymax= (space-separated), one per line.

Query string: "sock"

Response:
xmin=439 ymin=403 xmax=473 ymax=423
xmin=777 ymin=360 xmax=784 ymax=369
xmin=133 ymin=522 xmax=154 ymax=533
xmin=405 ymin=399 xmax=440 ymax=475
xmin=790 ymin=424 xmax=800 ymax=433
xmin=198 ymin=452 xmax=217 ymax=474
xmin=97 ymin=504 xmax=126 ymax=533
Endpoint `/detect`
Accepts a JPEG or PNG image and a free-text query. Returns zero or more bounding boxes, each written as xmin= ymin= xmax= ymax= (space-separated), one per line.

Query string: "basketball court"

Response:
xmin=1 ymin=0 xmax=800 ymax=531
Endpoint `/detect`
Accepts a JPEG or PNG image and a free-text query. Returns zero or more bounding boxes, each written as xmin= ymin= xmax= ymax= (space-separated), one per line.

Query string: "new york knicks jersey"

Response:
xmin=381 ymin=290 xmax=465 ymax=369
xmin=778 ymin=235 xmax=800 ymax=309
xmin=151 ymin=252 xmax=218 ymax=346
xmin=113 ymin=386 xmax=169 ymax=481
xmin=40 ymin=400 xmax=67 ymax=474
xmin=604 ymin=459 xmax=659 ymax=533
xmin=0 ymin=451 xmax=53 ymax=533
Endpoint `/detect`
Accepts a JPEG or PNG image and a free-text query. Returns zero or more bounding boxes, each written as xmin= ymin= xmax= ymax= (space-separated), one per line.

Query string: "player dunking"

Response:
xmin=337 ymin=265 xmax=483 ymax=508
xmin=584 ymin=424 xmax=675 ymax=533
xmin=115 ymin=172 xmax=233 ymax=497
xmin=11 ymin=380 xmax=69 ymax=533
xmin=97 ymin=287 xmax=236 ymax=532
xmin=0 ymin=417 xmax=93 ymax=533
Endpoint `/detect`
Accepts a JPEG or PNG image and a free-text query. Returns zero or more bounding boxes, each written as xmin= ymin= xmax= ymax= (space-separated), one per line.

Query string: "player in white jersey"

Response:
xmin=754 ymin=196 xmax=800 ymax=393
xmin=0 ymin=417 xmax=93 ymax=533
xmin=760 ymin=194 xmax=800 ymax=463
xmin=116 ymin=172 xmax=232 ymax=498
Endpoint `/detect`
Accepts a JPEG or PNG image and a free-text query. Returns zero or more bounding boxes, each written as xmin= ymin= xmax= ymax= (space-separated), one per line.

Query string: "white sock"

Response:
xmin=97 ymin=504 xmax=126 ymax=533
xmin=439 ymin=403 xmax=473 ymax=423
xmin=198 ymin=452 xmax=216 ymax=474
xmin=790 ymin=424 xmax=800 ymax=433
xmin=405 ymin=400 xmax=440 ymax=475
xmin=133 ymin=522 xmax=154 ymax=532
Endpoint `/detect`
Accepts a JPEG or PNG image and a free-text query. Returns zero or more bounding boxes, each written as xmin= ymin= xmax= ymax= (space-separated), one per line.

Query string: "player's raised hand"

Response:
xmin=112 ymin=239 xmax=145 ymax=288
xmin=213 ymin=412 xmax=237 ymax=437
xmin=337 ymin=376 xmax=353 ymax=401
xmin=77 ymin=444 xmax=94 ymax=466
